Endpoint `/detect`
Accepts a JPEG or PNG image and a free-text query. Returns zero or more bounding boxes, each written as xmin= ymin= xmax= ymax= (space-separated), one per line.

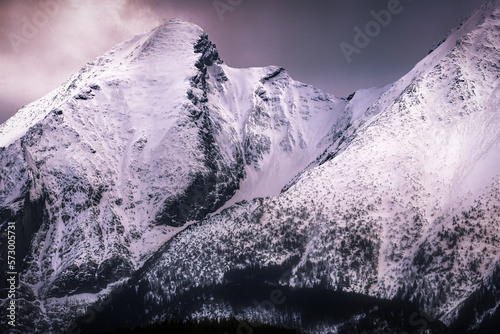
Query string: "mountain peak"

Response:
xmin=150 ymin=19 xmax=205 ymax=43
xmin=0 ymin=20 xmax=213 ymax=148
xmin=123 ymin=19 xmax=207 ymax=63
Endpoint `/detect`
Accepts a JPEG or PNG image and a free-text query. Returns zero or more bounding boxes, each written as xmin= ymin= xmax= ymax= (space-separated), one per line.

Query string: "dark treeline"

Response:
xmin=103 ymin=317 xmax=302 ymax=334
xmin=78 ymin=263 xmax=451 ymax=334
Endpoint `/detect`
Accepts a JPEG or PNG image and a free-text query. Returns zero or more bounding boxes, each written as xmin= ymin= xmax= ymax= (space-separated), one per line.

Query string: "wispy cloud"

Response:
xmin=0 ymin=0 xmax=167 ymax=123
xmin=0 ymin=0 xmax=487 ymax=125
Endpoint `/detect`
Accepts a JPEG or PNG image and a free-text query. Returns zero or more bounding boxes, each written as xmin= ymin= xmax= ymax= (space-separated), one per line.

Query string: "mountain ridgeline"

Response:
xmin=1 ymin=1 xmax=500 ymax=333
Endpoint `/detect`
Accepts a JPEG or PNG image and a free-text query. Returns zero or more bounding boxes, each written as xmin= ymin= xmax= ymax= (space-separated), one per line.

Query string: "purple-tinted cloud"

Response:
xmin=0 ymin=0 xmax=487 ymax=125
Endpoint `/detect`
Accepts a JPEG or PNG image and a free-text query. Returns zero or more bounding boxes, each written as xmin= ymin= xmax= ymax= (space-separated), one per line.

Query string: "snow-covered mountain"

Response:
xmin=0 ymin=19 xmax=365 ymax=333
xmin=1 ymin=1 xmax=500 ymax=333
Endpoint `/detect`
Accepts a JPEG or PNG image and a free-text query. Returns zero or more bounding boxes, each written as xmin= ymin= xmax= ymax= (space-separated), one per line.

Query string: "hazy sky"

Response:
xmin=0 ymin=0 xmax=488 ymax=125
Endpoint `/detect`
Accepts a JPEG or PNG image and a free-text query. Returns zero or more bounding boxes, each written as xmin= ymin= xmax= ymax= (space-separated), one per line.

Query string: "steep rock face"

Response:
xmin=153 ymin=32 xmax=242 ymax=227
xmin=0 ymin=20 xmax=357 ymax=333
xmin=77 ymin=2 xmax=500 ymax=333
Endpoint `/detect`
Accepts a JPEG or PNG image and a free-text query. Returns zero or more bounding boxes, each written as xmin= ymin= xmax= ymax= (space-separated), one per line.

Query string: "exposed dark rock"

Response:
xmin=46 ymin=262 xmax=100 ymax=298
xmin=97 ymin=256 xmax=134 ymax=288
xmin=0 ymin=190 xmax=47 ymax=276
xmin=260 ymin=67 xmax=286 ymax=83
xmin=193 ymin=33 xmax=222 ymax=69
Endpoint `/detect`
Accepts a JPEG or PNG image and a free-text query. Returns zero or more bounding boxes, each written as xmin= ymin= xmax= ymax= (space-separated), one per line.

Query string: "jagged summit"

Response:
xmin=123 ymin=19 xmax=208 ymax=63
xmin=0 ymin=19 xmax=218 ymax=148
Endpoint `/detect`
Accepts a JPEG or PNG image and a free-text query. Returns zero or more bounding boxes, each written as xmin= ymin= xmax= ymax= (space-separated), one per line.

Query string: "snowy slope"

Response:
xmin=77 ymin=1 xmax=500 ymax=333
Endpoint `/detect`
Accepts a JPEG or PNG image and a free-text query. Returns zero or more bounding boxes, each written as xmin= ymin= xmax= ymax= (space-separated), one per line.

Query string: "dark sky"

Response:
xmin=0 ymin=0 xmax=487 ymax=125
